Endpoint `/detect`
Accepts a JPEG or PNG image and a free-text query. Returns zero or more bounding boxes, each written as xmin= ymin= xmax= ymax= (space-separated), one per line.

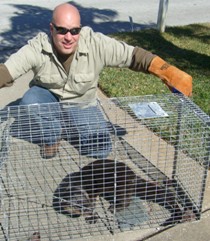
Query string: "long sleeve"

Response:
xmin=0 ymin=64 xmax=14 ymax=88
xmin=129 ymin=47 xmax=156 ymax=73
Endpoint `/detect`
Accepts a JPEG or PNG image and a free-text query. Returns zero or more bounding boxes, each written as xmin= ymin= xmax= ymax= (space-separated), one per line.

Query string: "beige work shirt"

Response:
xmin=5 ymin=27 xmax=133 ymax=103
xmin=5 ymin=27 xmax=154 ymax=103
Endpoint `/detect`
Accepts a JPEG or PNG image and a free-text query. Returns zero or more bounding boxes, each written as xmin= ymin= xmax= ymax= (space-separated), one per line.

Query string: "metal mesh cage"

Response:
xmin=0 ymin=94 xmax=209 ymax=240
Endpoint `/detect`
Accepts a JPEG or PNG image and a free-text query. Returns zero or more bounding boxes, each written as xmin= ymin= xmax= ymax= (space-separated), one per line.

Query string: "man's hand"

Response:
xmin=148 ymin=56 xmax=192 ymax=96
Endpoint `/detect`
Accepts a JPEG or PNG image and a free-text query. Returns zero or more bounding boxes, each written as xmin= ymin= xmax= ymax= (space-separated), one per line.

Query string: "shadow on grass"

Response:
xmin=111 ymin=25 xmax=210 ymax=74
xmin=166 ymin=24 xmax=210 ymax=45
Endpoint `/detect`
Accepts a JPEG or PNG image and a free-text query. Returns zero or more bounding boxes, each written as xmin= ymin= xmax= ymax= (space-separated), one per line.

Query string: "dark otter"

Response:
xmin=52 ymin=159 xmax=184 ymax=225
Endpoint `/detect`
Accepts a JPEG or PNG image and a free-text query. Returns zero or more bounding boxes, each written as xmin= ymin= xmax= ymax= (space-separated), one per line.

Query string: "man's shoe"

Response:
xmin=40 ymin=142 xmax=60 ymax=159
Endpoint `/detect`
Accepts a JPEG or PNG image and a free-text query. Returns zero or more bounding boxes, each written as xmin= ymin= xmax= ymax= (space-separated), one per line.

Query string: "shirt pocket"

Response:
xmin=70 ymin=73 xmax=96 ymax=94
xmin=35 ymin=63 xmax=66 ymax=88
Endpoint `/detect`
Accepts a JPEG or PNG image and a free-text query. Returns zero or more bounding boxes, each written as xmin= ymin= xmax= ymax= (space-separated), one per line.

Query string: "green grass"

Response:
xmin=99 ymin=23 xmax=210 ymax=115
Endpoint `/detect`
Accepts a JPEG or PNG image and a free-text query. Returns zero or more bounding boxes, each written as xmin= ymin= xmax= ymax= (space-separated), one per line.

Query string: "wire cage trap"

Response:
xmin=0 ymin=94 xmax=209 ymax=240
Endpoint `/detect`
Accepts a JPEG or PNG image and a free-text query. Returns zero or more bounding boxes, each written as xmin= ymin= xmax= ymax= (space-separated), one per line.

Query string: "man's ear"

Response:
xmin=49 ymin=22 xmax=54 ymax=35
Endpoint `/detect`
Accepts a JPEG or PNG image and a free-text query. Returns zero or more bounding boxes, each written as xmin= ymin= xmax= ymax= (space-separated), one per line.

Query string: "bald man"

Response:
xmin=0 ymin=3 xmax=192 ymax=159
xmin=50 ymin=4 xmax=81 ymax=55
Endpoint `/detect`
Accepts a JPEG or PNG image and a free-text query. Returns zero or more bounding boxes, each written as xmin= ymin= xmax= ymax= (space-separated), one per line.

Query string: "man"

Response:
xmin=0 ymin=3 xmax=192 ymax=159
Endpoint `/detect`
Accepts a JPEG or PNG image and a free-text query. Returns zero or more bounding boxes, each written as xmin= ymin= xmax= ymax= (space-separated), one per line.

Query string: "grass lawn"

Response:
xmin=99 ymin=23 xmax=210 ymax=115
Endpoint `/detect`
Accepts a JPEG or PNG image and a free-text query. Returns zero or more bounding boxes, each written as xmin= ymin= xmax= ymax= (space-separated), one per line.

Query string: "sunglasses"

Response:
xmin=52 ymin=23 xmax=81 ymax=35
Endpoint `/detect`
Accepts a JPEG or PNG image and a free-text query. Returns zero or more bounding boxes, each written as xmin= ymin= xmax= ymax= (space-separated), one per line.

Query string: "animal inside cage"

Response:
xmin=0 ymin=94 xmax=209 ymax=240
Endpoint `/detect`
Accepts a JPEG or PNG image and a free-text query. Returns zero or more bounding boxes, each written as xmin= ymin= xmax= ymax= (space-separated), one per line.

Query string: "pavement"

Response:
xmin=0 ymin=1 xmax=210 ymax=241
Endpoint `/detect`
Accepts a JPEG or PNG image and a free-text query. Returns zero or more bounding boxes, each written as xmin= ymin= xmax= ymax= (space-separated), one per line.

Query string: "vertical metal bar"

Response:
xmin=172 ymin=96 xmax=183 ymax=180
xmin=196 ymin=118 xmax=210 ymax=219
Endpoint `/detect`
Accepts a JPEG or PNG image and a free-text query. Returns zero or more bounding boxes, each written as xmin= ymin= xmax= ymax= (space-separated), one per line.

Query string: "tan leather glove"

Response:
xmin=148 ymin=56 xmax=192 ymax=96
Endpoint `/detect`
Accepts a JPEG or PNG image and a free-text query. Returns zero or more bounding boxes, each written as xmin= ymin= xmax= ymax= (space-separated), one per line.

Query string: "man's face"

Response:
xmin=50 ymin=21 xmax=81 ymax=56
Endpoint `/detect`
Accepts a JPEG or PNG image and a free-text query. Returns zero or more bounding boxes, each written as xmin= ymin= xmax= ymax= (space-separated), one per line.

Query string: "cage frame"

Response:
xmin=0 ymin=93 xmax=209 ymax=240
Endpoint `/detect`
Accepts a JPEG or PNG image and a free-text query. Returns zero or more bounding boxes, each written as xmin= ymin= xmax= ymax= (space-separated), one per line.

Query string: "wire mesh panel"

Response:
xmin=0 ymin=94 xmax=209 ymax=240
